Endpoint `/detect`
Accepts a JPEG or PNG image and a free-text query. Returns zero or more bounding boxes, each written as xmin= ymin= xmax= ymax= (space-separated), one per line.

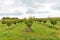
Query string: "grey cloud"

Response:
xmin=26 ymin=8 xmax=49 ymax=14
xmin=15 ymin=0 xmax=25 ymax=6
xmin=20 ymin=0 xmax=60 ymax=9
xmin=21 ymin=0 xmax=60 ymax=4
xmin=26 ymin=8 xmax=34 ymax=14
xmin=21 ymin=0 xmax=34 ymax=6
xmin=0 ymin=11 xmax=22 ymax=16
xmin=16 ymin=0 xmax=60 ymax=14
xmin=38 ymin=11 xmax=49 ymax=14
xmin=36 ymin=0 xmax=60 ymax=3
xmin=52 ymin=3 xmax=60 ymax=10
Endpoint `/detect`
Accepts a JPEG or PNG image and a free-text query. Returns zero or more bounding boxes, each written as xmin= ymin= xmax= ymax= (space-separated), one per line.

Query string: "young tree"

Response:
xmin=43 ymin=20 xmax=47 ymax=24
xmin=6 ymin=21 xmax=13 ymax=30
xmin=6 ymin=22 xmax=11 ymax=27
xmin=24 ymin=17 xmax=33 ymax=32
xmin=13 ymin=21 xmax=17 ymax=24
xmin=2 ymin=17 xmax=6 ymax=19
xmin=38 ymin=18 xmax=42 ymax=22
xmin=50 ymin=19 xmax=57 ymax=28
xmin=1 ymin=20 xmax=6 ymax=24
xmin=41 ymin=18 xmax=47 ymax=24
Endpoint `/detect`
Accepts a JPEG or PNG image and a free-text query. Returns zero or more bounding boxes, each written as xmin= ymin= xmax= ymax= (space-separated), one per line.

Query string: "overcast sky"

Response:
xmin=0 ymin=0 xmax=60 ymax=18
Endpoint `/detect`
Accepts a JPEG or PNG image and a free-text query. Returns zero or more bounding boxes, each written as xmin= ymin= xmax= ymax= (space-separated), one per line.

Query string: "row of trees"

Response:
xmin=1 ymin=17 xmax=22 ymax=26
xmin=1 ymin=17 xmax=59 ymax=32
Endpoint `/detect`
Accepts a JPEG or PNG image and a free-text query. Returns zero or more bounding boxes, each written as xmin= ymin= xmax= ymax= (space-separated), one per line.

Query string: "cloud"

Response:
xmin=0 ymin=0 xmax=16 ymax=13
xmin=0 ymin=0 xmax=27 ymax=14
xmin=52 ymin=3 xmax=60 ymax=11
xmin=36 ymin=0 xmax=60 ymax=3
xmin=0 ymin=0 xmax=60 ymax=18
xmin=21 ymin=0 xmax=34 ymax=7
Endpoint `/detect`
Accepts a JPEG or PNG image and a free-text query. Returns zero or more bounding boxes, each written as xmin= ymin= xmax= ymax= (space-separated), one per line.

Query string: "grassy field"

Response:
xmin=0 ymin=19 xmax=60 ymax=40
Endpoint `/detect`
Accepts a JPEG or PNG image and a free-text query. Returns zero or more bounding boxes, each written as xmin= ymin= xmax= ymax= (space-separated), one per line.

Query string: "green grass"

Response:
xmin=0 ymin=21 xmax=60 ymax=40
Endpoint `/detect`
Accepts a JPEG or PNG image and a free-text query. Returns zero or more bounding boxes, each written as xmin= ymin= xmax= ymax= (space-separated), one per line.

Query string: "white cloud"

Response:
xmin=0 ymin=0 xmax=16 ymax=13
xmin=0 ymin=0 xmax=60 ymax=18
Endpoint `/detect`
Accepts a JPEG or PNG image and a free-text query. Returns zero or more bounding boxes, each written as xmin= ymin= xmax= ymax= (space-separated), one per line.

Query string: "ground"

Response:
xmin=0 ymin=21 xmax=60 ymax=40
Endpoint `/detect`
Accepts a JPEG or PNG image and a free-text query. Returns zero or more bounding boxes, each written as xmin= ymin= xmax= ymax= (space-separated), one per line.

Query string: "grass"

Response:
xmin=0 ymin=21 xmax=60 ymax=40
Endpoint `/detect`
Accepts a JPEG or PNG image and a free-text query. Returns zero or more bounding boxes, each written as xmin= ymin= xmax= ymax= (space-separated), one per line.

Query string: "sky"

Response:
xmin=0 ymin=0 xmax=60 ymax=19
